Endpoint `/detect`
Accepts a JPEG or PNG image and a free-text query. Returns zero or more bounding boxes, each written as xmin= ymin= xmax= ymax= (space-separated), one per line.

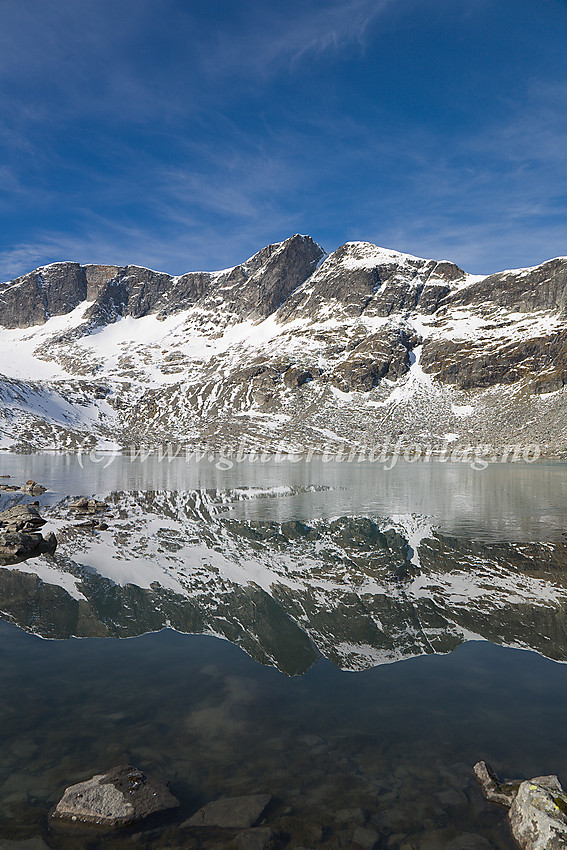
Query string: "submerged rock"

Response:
xmin=51 ymin=765 xmax=179 ymax=828
xmin=352 ymin=826 xmax=380 ymax=850
xmin=183 ymin=794 xmax=272 ymax=829
xmin=473 ymin=762 xmax=567 ymax=849
xmin=236 ymin=827 xmax=274 ymax=850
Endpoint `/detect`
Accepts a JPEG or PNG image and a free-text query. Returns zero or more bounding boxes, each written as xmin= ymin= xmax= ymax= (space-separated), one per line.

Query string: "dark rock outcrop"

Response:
xmin=0 ymin=504 xmax=56 ymax=564
xmin=206 ymin=234 xmax=324 ymax=320
xmin=421 ymin=330 xmax=567 ymax=392
xmin=0 ymin=504 xmax=46 ymax=532
xmin=329 ymin=329 xmax=412 ymax=391
xmin=0 ymin=530 xmax=56 ymax=563
xmin=283 ymin=366 xmax=317 ymax=388
xmin=445 ymin=257 xmax=567 ymax=314
xmin=0 ymin=262 xmax=87 ymax=328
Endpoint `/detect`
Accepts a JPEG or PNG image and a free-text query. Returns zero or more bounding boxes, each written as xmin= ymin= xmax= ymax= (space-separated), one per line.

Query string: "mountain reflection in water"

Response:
xmin=0 ymin=457 xmax=566 ymax=675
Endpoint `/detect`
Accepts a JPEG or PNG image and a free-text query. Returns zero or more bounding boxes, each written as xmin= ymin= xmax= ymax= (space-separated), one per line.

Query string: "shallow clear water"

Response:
xmin=0 ymin=456 xmax=567 ymax=849
xmin=4 ymin=624 xmax=567 ymax=850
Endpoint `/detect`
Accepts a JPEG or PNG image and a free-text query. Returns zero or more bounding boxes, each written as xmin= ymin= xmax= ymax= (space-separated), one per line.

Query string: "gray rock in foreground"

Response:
xmin=474 ymin=762 xmax=567 ymax=849
xmin=509 ymin=777 xmax=567 ymax=850
xmin=51 ymin=765 xmax=179 ymax=828
xmin=183 ymin=794 xmax=272 ymax=829
xmin=0 ymin=504 xmax=56 ymax=564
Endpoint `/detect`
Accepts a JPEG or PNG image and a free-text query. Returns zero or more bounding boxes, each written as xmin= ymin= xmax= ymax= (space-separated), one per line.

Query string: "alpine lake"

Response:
xmin=1 ymin=453 xmax=567 ymax=850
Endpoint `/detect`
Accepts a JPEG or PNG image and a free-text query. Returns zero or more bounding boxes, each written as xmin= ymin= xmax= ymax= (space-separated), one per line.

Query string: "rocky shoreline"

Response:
xmin=2 ymin=444 xmax=566 ymax=465
xmin=39 ymin=760 xmax=567 ymax=849
xmin=0 ymin=494 xmax=57 ymax=565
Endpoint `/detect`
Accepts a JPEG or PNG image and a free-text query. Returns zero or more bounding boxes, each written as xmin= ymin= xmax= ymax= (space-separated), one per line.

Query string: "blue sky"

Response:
xmin=0 ymin=0 xmax=566 ymax=278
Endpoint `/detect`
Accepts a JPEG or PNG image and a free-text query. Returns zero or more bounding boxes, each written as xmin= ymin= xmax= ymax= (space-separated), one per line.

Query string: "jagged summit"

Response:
xmin=0 ymin=234 xmax=566 ymax=453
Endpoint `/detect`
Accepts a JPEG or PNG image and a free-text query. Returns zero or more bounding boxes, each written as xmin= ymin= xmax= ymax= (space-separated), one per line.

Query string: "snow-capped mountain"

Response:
xmin=0 ymin=233 xmax=566 ymax=452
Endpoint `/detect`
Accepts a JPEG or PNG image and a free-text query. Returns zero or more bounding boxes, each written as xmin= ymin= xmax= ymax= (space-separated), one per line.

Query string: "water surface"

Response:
xmin=0 ymin=456 xmax=566 ymax=849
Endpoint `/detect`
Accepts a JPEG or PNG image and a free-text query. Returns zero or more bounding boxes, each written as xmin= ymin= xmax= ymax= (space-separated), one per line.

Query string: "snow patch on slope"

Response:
xmin=0 ymin=301 xmax=91 ymax=379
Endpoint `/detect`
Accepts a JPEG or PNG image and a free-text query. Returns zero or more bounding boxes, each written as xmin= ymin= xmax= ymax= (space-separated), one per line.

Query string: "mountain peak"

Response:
xmin=0 ymin=235 xmax=325 ymax=330
xmin=0 ymin=236 xmax=566 ymax=454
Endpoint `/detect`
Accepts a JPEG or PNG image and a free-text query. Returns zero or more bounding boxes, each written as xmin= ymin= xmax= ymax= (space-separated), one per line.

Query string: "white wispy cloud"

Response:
xmin=223 ymin=0 xmax=396 ymax=71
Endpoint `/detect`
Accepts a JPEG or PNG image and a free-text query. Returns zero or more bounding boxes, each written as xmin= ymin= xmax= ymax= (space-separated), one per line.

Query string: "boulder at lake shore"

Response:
xmin=0 ymin=504 xmax=56 ymax=564
xmin=473 ymin=760 xmax=522 ymax=807
xmin=0 ymin=505 xmax=46 ymax=533
xmin=51 ymin=765 xmax=179 ymax=828
xmin=0 ymin=531 xmax=56 ymax=563
xmin=510 ymin=777 xmax=567 ymax=850
xmin=474 ymin=761 xmax=567 ymax=849
xmin=21 ymin=480 xmax=47 ymax=495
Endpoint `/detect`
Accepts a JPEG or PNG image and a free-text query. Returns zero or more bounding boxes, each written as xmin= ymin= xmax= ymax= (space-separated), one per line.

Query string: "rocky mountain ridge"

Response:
xmin=0 ymin=234 xmax=324 ymax=330
xmin=0 ymin=234 xmax=566 ymax=452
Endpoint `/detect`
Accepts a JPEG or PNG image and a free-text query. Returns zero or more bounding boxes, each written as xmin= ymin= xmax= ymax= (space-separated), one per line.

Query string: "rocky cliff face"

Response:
xmin=279 ymin=242 xmax=465 ymax=321
xmin=0 ymin=234 xmax=323 ymax=330
xmin=0 ymin=235 xmax=566 ymax=453
xmin=0 ymin=262 xmax=88 ymax=328
xmin=445 ymin=257 xmax=567 ymax=313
